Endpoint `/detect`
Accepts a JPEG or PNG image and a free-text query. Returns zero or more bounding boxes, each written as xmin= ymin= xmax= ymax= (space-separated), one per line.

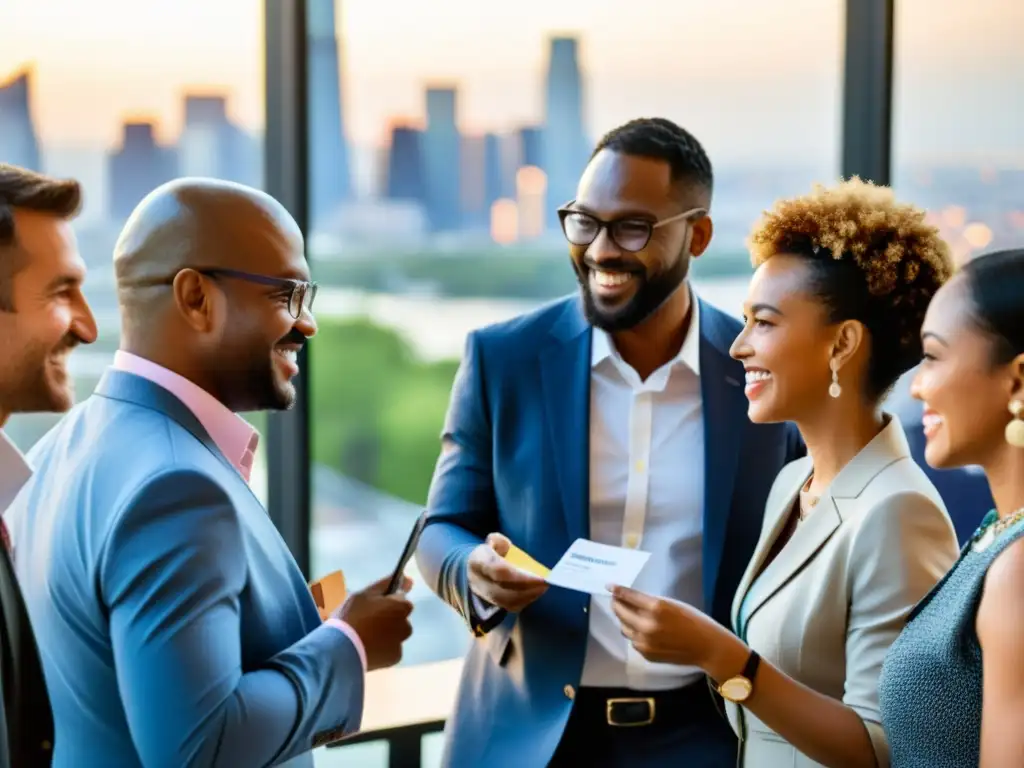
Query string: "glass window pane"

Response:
xmin=0 ymin=0 xmax=267 ymax=504
xmin=885 ymin=0 xmax=1018 ymax=531
xmin=893 ymin=0 xmax=1023 ymax=266
xmin=307 ymin=0 xmax=843 ymax=731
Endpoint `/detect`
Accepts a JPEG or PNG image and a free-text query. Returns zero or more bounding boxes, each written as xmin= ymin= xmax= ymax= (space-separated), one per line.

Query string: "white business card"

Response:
xmin=545 ymin=538 xmax=652 ymax=596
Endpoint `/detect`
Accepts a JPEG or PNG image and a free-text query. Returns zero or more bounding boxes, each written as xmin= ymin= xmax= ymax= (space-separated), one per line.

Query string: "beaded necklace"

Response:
xmin=971 ymin=506 xmax=1024 ymax=552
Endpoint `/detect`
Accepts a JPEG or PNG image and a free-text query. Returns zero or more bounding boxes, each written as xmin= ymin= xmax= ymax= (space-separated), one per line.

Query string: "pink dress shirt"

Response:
xmin=112 ymin=351 xmax=367 ymax=672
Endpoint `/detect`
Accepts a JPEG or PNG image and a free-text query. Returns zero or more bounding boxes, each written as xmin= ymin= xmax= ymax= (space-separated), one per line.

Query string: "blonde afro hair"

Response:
xmin=746 ymin=177 xmax=953 ymax=397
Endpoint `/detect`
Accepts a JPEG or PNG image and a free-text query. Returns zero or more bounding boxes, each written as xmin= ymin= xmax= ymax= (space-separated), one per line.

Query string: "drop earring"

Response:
xmin=828 ymin=359 xmax=842 ymax=399
xmin=1007 ymin=399 xmax=1024 ymax=448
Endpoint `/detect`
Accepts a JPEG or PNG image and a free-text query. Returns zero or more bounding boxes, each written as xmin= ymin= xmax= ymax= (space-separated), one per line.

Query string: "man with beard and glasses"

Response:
xmin=6 ymin=178 xmax=415 ymax=768
xmin=416 ymin=118 xmax=803 ymax=766
xmin=0 ymin=164 xmax=97 ymax=768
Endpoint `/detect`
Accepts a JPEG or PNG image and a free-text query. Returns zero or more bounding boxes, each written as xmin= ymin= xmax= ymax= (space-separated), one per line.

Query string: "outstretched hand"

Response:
xmin=609 ymin=585 xmax=732 ymax=669
xmin=467 ymin=533 xmax=549 ymax=613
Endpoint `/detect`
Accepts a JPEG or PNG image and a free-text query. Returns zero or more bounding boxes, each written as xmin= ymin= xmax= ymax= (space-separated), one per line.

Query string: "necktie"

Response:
xmin=1 ymin=516 xmax=11 ymax=558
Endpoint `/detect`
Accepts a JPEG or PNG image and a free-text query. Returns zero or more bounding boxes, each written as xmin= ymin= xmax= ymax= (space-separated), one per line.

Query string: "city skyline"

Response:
xmin=2 ymin=0 xmax=1021 ymax=166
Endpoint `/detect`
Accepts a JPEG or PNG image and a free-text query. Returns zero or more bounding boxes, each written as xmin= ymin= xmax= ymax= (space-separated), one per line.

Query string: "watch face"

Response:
xmin=720 ymin=677 xmax=753 ymax=702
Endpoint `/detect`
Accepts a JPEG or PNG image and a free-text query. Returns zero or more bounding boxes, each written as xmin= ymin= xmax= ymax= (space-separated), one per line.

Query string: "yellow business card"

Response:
xmin=504 ymin=544 xmax=551 ymax=579
xmin=310 ymin=569 xmax=348 ymax=620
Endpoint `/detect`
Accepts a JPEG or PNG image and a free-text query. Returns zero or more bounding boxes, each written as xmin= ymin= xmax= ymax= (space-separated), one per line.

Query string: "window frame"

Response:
xmin=261 ymin=0 xmax=896 ymax=763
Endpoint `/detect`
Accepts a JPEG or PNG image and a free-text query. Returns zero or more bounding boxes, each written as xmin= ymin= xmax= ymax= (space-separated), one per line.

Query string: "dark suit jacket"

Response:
xmin=415 ymin=294 xmax=803 ymax=767
xmin=0 ymin=538 xmax=54 ymax=767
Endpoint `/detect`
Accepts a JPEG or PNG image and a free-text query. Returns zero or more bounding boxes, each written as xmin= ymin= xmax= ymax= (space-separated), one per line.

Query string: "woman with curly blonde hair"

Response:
xmin=608 ymin=178 xmax=960 ymax=767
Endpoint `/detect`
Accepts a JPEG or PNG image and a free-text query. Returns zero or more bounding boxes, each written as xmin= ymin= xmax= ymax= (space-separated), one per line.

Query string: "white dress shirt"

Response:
xmin=0 ymin=430 xmax=32 ymax=513
xmin=0 ymin=430 xmax=33 ymax=563
xmin=581 ymin=296 xmax=706 ymax=691
xmin=471 ymin=293 xmax=708 ymax=690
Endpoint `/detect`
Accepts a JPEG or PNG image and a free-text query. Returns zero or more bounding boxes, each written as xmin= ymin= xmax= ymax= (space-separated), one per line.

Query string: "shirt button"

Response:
xmin=625 ymin=533 xmax=640 ymax=549
xmin=634 ymin=460 xmax=645 ymax=473
xmin=564 ymin=684 xmax=576 ymax=700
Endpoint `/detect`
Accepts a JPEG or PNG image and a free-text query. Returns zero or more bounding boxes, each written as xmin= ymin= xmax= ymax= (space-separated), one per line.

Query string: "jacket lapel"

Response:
xmin=539 ymin=298 xmax=592 ymax=544
xmin=737 ymin=487 xmax=841 ymax=638
xmin=731 ymin=459 xmax=812 ymax=630
xmin=735 ymin=416 xmax=912 ymax=636
xmin=94 ymin=370 xmax=235 ymax=477
xmin=698 ymin=304 xmax=749 ymax=613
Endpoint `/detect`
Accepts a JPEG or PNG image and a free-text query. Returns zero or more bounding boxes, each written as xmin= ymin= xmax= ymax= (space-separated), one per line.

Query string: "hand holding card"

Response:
xmin=467 ymin=533 xmax=549 ymax=613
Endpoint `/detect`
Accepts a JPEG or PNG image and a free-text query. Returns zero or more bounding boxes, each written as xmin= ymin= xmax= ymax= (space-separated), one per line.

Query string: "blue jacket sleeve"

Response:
xmin=98 ymin=469 xmax=364 ymax=768
xmin=416 ymin=331 xmax=506 ymax=635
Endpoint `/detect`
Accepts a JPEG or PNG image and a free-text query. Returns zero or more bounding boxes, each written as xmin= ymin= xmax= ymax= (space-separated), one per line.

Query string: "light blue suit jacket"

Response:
xmin=6 ymin=371 xmax=363 ymax=767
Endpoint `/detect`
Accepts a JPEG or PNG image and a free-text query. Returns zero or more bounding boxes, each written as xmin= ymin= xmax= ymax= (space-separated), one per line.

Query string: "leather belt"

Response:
xmin=576 ymin=680 xmax=717 ymax=728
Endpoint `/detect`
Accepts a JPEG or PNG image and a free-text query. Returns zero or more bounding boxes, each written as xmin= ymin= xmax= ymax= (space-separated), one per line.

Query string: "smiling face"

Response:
xmin=566 ymin=149 xmax=711 ymax=332
xmin=729 ymin=254 xmax=848 ymax=424
xmin=0 ymin=209 xmax=97 ymax=416
xmin=912 ymin=276 xmax=1020 ymax=469
xmin=210 ymin=225 xmax=316 ymax=413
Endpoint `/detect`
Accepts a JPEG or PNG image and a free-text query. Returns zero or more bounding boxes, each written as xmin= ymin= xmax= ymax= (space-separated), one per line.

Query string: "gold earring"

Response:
xmin=1007 ymin=400 xmax=1024 ymax=448
xmin=829 ymin=359 xmax=841 ymax=399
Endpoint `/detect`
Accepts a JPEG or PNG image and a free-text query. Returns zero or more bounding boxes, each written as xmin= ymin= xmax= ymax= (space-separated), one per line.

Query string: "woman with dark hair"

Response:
xmin=879 ymin=248 xmax=1024 ymax=767
xmin=608 ymin=178 xmax=960 ymax=767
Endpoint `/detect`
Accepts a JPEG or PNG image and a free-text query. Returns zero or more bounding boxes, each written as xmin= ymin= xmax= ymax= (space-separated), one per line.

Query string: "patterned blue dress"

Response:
xmin=879 ymin=510 xmax=1024 ymax=767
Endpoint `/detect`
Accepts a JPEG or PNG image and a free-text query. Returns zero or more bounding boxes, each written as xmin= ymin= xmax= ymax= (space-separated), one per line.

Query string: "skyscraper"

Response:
xmin=483 ymin=133 xmax=503 ymax=213
xmin=517 ymin=125 xmax=544 ymax=170
xmin=423 ymin=86 xmax=462 ymax=232
xmin=108 ymin=122 xmax=177 ymax=221
xmin=460 ymin=134 xmax=487 ymax=229
xmin=179 ymin=94 xmax=260 ymax=188
xmin=542 ymin=36 xmax=588 ymax=227
xmin=308 ymin=0 xmax=353 ymax=230
xmin=0 ymin=68 xmax=42 ymax=171
xmin=385 ymin=124 xmax=425 ymax=203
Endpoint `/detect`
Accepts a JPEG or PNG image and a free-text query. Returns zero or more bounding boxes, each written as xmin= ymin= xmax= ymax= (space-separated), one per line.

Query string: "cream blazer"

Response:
xmin=727 ymin=415 xmax=959 ymax=768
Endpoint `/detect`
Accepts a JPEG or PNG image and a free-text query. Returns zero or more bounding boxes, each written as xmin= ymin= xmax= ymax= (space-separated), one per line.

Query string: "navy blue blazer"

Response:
xmin=415 ymin=294 xmax=802 ymax=767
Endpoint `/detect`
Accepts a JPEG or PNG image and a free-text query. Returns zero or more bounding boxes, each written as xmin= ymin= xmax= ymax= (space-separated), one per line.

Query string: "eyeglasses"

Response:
xmin=196 ymin=268 xmax=317 ymax=319
xmin=129 ymin=267 xmax=318 ymax=319
xmin=557 ymin=203 xmax=707 ymax=253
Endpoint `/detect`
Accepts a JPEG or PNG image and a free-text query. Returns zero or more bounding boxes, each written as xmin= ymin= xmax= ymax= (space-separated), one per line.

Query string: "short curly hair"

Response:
xmin=747 ymin=177 xmax=953 ymax=400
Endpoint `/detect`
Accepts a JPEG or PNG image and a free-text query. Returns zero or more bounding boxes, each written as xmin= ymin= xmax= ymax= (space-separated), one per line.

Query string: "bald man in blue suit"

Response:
xmin=6 ymin=179 xmax=414 ymax=767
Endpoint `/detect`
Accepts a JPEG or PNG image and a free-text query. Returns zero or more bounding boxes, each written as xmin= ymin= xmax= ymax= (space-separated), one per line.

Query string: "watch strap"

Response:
xmin=741 ymin=649 xmax=761 ymax=681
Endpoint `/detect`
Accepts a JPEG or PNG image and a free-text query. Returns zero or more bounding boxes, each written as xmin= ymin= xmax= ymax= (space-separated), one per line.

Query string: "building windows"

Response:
xmin=0 ymin=0 xmax=268 ymax=504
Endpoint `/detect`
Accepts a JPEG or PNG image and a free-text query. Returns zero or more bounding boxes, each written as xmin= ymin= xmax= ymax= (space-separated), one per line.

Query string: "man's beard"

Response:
xmin=0 ymin=335 xmax=80 ymax=415
xmin=577 ymin=254 xmax=690 ymax=332
xmin=219 ymin=332 xmax=304 ymax=413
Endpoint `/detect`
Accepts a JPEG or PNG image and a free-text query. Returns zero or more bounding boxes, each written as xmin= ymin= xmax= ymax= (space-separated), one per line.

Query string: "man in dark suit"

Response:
xmin=416 ymin=118 xmax=803 ymax=766
xmin=0 ymin=164 xmax=98 ymax=767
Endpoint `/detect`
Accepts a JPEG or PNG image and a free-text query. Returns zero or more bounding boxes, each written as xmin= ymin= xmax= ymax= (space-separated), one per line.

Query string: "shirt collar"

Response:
xmin=112 ymin=351 xmax=259 ymax=480
xmin=0 ymin=429 xmax=33 ymax=513
xmin=591 ymin=287 xmax=702 ymax=377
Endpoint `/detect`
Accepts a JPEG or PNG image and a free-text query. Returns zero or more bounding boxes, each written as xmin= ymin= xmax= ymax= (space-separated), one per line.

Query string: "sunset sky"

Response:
xmin=1 ymin=0 xmax=1021 ymax=166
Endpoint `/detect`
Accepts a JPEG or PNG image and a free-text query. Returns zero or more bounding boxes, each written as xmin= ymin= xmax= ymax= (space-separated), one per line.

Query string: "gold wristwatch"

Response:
xmin=717 ymin=650 xmax=761 ymax=703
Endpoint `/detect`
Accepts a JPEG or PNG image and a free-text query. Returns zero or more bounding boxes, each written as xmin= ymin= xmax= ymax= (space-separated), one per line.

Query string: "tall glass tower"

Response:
xmin=308 ymin=0 xmax=353 ymax=230
xmin=542 ymin=36 xmax=588 ymax=231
